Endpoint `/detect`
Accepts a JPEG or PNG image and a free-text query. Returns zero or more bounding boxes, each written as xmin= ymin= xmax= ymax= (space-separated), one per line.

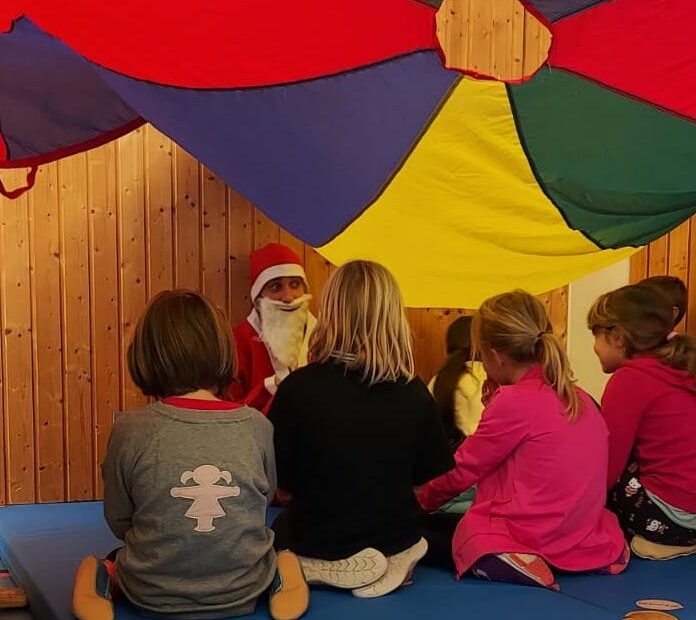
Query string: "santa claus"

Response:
xmin=230 ymin=243 xmax=316 ymax=412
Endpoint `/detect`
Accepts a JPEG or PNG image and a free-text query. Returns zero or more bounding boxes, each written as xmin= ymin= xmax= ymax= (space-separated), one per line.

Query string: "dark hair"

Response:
xmin=588 ymin=284 xmax=696 ymax=377
xmin=638 ymin=276 xmax=687 ymax=327
xmin=432 ymin=316 xmax=474 ymax=450
xmin=128 ymin=290 xmax=235 ymax=399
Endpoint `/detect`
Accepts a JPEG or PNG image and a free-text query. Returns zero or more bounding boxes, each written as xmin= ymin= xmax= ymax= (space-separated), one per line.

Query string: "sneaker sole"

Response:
xmin=72 ymin=556 xmax=114 ymax=620
xmin=497 ymin=553 xmax=556 ymax=589
xmin=631 ymin=536 xmax=696 ymax=561
xmin=300 ymin=548 xmax=387 ymax=589
xmin=352 ymin=538 xmax=428 ymax=599
xmin=269 ymin=551 xmax=309 ymax=620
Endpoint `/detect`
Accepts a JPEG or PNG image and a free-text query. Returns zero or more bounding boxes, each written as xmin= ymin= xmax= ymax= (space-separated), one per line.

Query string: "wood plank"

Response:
xmin=28 ymin=163 xmax=65 ymax=502
xmin=468 ymin=0 xmax=493 ymax=76
xmin=667 ymin=221 xmax=690 ymax=331
xmin=58 ymin=154 xmax=94 ymax=500
xmin=491 ymin=0 xmax=516 ymax=80
xmin=437 ymin=0 xmax=471 ymax=71
xmin=647 ymin=235 xmax=668 ymax=276
xmin=227 ymin=188 xmax=254 ymax=326
xmin=253 ymin=208 xmax=280 ymax=249
xmin=0 ymin=188 xmax=5 ymax=505
xmin=408 ymin=308 xmax=448 ymax=382
xmin=144 ymin=126 xmax=174 ymax=297
xmin=87 ymin=143 xmax=121 ymax=498
xmin=304 ymin=248 xmax=334 ymax=316
xmin=200 ymin=167 xmax=228 ymax=314
xmin=509 ymin=0 xmax=525 ymax=80
xmin=629 ymin=247 xmax=649 ymax=284
xmin=522 ymin=6 xmax=550 ymax=77
xmin=117 ymin=128 xmax=148 ymax=411
xmin=279 ymin=228 xmax=305 ymax=266
xmin=172 ymin=145 xmax=201 ymax=291
xmin=0 ymin=171 xmax=36 ymax=503
xmin=548 ymin=286 xmax=569 ymax=347
xmin=688 ymin=221 xmax=696 ymax=335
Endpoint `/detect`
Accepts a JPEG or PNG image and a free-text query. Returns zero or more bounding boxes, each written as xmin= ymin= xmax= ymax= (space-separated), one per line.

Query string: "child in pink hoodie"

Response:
xmin=588 ymin=284 xmax=696 ymax=560
xmin=419 ymin=290 xmax=627 ymax=590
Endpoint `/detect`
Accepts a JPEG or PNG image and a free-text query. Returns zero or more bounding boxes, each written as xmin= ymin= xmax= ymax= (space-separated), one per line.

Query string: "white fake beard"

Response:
xmin=258 ymin=294 xmax=311 ymax=369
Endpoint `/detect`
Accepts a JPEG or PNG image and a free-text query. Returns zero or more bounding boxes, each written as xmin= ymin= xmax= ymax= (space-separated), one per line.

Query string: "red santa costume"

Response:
xmin=230 ymin=243 xmax=316 ymax=413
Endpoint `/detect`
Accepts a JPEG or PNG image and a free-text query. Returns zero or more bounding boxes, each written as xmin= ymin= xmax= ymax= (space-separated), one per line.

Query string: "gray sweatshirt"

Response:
xmin=102 ymin=401 xmax=277 ymax=619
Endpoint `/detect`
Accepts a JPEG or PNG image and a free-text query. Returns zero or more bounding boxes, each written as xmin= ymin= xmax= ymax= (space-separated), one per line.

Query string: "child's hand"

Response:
xmin=481 ymin=378 xmax=500 ymax=407
xmin=273 ymin=488 xmax=293 ymax=507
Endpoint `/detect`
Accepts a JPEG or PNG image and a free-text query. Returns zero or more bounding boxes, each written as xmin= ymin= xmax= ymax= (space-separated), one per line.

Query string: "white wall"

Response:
xmin=567 ymin=259 xmax=631 ymax=401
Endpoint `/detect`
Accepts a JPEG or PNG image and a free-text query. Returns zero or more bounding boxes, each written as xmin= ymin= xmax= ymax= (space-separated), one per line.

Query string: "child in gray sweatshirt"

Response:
xmin=72 ymin=290 xmax=308 ymax=620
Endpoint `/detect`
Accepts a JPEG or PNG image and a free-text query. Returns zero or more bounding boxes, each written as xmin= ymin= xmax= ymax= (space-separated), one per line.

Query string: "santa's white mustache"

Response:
xmin=260 ymin=293 xmax=312 ymax=312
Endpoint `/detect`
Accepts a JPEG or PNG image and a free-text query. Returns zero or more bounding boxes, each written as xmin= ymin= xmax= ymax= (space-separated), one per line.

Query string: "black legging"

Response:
xmin=419 ymin=511 xmax=460 ymax=571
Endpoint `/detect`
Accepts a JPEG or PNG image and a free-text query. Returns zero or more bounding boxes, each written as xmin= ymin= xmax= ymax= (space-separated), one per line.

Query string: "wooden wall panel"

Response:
xmin=87 ymin=144 xmax=120 ymax=497
xmin=59 ymin=154 xmax=94 ymax=500
xmin=201 ymin=168 xmax=229 ymax=315
xmin=117 ymin=129 xmax=148 ymax=412
xmin=630 ymin=218 xmax=695 ymax=334
xmin=227 ymin=188 xmax=254 ymax=327
xmin=144 ymin=126 xmax=174 ymax=297
xmin=172 ymin=146 xmax=201 ymax=291
xmin=0 ymin=0 xmax=571 ymax=503
xmin=1 ymin=172 xmax=35 ymax=503
xmin=29 ymin=164 xmax=65 ymax=502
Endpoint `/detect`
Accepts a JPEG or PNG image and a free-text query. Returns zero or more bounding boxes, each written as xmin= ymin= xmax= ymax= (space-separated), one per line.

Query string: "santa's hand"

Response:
xmin=274 ymin=368 xmax=290 ymax=385
xmin=264 ymin=368 xmax=290 ymax=395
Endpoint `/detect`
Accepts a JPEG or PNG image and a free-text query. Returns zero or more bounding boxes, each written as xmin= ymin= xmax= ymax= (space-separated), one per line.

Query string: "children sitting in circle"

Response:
xmin=268 ymin=260 xmax=454 ymax=598
xmin=588 ymin=283 xmax=696 ymax=560
xmin=87 ymin=262 xmax=695 ymax=619
xmin=73 ymin=290 xmax=308 ymax=620
xmin=418 ymin=290 xmax=628 ymax=589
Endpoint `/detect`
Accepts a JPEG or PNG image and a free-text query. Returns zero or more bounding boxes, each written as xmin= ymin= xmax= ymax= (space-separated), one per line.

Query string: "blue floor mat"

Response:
xmin=0 ymin=502 xmax=692 ymax=620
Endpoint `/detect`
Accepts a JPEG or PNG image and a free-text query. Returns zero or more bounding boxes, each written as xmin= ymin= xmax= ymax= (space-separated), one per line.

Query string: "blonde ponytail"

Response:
xmin=538 ymin=332 xmax=581 ymax=421
xmin=473 ymin=290 xmax=582 ymax=420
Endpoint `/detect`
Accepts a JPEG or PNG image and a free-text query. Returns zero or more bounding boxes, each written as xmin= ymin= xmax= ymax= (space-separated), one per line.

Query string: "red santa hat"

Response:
xmin=249 ymin=243 xmax=308 ymax=300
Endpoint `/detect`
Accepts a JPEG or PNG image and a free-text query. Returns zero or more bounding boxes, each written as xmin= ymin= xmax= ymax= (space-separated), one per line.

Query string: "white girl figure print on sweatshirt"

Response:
xmin=170 ymin=465 xmax=241 ymax=532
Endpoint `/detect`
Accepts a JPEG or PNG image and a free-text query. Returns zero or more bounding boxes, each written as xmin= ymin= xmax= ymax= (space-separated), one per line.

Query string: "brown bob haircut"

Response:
xmin=128 ymin=290 xmax=235 ymax=399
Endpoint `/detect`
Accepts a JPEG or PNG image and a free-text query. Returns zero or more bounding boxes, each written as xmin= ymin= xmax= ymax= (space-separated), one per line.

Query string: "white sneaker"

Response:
xmin=299 ymin=548 xmax=387 ymax=589
xmin=352 ymin=537 xmax=428 ymax=598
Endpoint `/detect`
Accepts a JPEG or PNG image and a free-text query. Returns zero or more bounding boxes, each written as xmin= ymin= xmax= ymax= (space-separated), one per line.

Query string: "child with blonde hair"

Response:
xmin=419 ymin=290 xmax=627 ymax=589
xmin=588 ymin=284 xmax=696 ymax=560
xmin=269 ymin=261 xmax=453 ymax=598
xmin=72 ymin=290 xmax=307 ymax=620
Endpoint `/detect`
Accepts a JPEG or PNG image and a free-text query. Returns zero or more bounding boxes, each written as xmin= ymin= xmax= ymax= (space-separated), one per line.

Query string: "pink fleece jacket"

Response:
xmin=419 ymin=365 xmax=625 ymax=576
xmin=602 ymin=355 xmax=696 ymax=512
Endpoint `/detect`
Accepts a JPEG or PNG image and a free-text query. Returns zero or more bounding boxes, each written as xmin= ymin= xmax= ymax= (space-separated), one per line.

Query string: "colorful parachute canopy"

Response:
xmin=1 ymin=0 xmax=694 ymax=307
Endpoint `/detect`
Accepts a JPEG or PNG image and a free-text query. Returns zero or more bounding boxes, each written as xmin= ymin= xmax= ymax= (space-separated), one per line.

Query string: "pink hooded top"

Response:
xmin=418 ymin=365 xmax=625 ymax=576
xmin=602 ymin=356 xmax=696 ymax=512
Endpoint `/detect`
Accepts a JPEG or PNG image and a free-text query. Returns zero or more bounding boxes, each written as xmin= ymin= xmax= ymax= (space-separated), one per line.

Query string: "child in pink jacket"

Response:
xmin=589 ymin=284 xmax=696 ymax=560
xmin=419 ymin=290 xmax=628 ymax=589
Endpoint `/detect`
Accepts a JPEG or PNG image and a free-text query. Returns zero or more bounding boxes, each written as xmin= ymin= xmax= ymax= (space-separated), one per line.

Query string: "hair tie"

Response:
xmin=536 ymin=332 xmax=545 ymax=342
xmin=329 ymin=350 xmax=357 ymax=363
xmin=666 ymin=330 xmax=679 ymax=341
